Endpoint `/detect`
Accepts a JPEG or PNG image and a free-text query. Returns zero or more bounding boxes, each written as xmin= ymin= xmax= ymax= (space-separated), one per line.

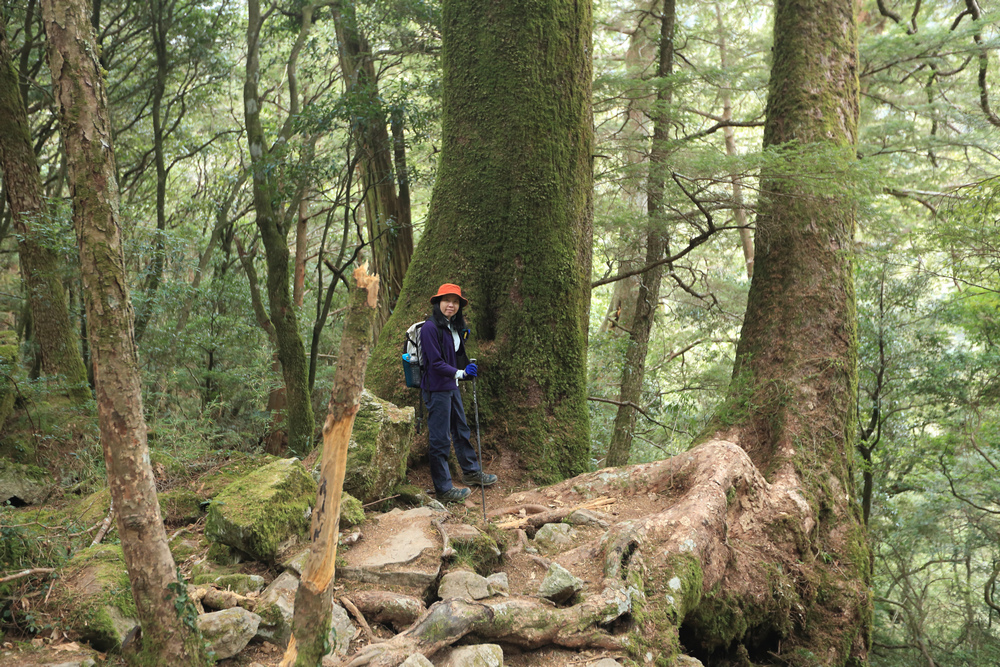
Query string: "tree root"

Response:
xmin=346 ymin=591 xmax=426 ymax=632
xmin=325 ymin=584 xmax=632 ymax=666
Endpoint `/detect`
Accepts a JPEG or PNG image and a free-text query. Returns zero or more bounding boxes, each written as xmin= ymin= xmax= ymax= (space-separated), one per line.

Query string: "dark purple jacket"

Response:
xmin=420 ymin=317 xmax=467 ymax=392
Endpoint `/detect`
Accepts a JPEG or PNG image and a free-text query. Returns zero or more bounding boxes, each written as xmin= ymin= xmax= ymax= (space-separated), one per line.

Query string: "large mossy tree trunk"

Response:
xmin=366 ymin=0 xmax=594 ymax=482
xmin=244 ymin=0 xmax=315 ymax=456
xmin=673 ymin=0 xmax=868 ymax=659
xmin=0 ymin=16 xmax=89 ymax=404
xmin=40 ymin=0 xmax=209 ymax=664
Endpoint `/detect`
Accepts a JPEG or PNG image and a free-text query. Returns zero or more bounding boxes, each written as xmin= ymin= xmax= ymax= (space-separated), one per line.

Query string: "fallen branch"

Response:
xmin=432 ymin=519 xmax=454 ymax=559
xmin=188 ymin=585 xmax=256 ymax=612
xmin=91 ymin=500 xmax=115 ymax=546
xmin=486 ymin=504 xmax=549 ymax=519
xmin=495 ymin=497 xmax=616 ymax=530
xmin=0 ymin=568 xmax=56 ymax=585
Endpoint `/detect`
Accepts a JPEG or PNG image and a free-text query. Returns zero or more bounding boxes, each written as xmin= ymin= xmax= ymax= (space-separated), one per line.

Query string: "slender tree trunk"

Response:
xmin=244 ymin=0 xmax=314 ymax=456
xmin=40 ymin=1 xmax=208 ymax=663
xmin=133 ymin=0 xmax=170 ymax=342
xmin=294 ymin=198 xmax=308 ymax=308
xmin=367 ymin=0 xmax=593 ymax=481
xmin=282 ymin=266 xmax=379 ymax=667
xmin=605 ymin=0 xmax=675 ymax=468
xmin=331 ymin=0 xmax=412 ymax=337
xmin=715 ymin=4 xmax=753 ymax=279
xmin=0 ymin=16 xmax=89 ymax=403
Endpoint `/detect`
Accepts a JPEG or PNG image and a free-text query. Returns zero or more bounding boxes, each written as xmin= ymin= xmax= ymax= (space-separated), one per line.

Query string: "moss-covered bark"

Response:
xmin=40 ymin=1 xmax=209 ymax=664
xmin=0 ymin=16 xmax=89 ymax=404
xmin=701 ymin=0 xmax=870 ymax=662
xmin=367 ymin=0 xmax=594 ymax=482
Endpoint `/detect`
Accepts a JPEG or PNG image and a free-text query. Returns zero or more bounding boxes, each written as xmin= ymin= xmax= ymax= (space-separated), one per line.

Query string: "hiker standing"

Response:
xmin=421 ymin=283 xmax=497 ymax=502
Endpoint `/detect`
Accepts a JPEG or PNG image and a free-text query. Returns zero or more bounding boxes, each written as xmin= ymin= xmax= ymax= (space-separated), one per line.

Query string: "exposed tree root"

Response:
xmin=326 ymin=439 xmax=865 ymax=666
xmin=326 ymin=584 xmax=632 ymax=667
xmin=346 ymin=591 xmax=426 ymax=631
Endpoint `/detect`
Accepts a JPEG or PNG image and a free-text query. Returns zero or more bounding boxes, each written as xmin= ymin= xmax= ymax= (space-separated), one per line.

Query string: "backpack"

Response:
xmin=401 ymin=321 xmax=426 ymax=389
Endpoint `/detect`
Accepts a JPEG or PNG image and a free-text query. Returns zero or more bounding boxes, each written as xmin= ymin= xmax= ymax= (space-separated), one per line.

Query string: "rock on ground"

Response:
xmin=338 ymin=506 xmax=445 ymax=596
xmin=197 ymin=607 xmax=261 ymax=660
xmin=439 ymin=644 xmax=504 ymax=667
xmin=341 ymin=389 xmax=415 ymax=503
xmin=438 ymin=570 xmax=491 ymax=601
xmin=48 ymin=545 xmax=138 ymax=652
xmin=537 ymin=562 xmax=584 ymax=604
xmin=0 ymin=460 xmax=54 ymax=506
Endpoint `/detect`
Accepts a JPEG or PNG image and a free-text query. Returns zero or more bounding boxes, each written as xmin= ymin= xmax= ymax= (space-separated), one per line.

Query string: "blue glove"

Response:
xmin=464 ymin=363 xmax=478 ymax=378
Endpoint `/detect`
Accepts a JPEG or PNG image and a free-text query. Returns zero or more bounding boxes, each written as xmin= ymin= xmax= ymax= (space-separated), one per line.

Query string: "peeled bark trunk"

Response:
xmin=331 ymin=0 xmax=412 ymax=336
xmin=40 ymin=0 xmax=209 ymax=664
xmin=366 ymin=0 xmax=594 ymax=482
xmin=0 ymin=16 xmax=89 ymax=403
xmin=282 ymin=266 xmax=379 ymax=667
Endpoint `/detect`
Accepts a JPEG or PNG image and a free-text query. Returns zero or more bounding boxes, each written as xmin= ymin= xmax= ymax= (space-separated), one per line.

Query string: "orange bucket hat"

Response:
xmin=430 ymin=283 xmax=468 ymax=308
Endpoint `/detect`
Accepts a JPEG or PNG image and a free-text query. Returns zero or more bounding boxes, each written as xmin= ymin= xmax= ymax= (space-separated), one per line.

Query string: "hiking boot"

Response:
xmin=462 ymin=470 xmax=498 ymax=487
xmin=438 ymin=487 xmax=471 ymax=503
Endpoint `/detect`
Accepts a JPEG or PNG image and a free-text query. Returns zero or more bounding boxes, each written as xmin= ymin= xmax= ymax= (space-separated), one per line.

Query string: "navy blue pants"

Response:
xmin=422 ymin=388 xmax=481 ymax=493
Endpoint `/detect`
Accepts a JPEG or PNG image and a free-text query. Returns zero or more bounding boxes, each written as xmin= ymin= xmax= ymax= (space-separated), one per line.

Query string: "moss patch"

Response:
xmin=159 ymin=488 xmax=204 ymax=525
xmin=50 ymin=544 xmax=137 ymax=652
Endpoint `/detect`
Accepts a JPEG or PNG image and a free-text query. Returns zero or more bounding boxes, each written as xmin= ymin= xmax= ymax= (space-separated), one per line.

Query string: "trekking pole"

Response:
xmin=471 ymin=359 xmax=486 ymax=522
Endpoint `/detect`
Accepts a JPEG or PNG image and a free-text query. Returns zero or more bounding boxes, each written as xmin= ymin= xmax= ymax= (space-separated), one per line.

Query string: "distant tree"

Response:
xmin=331 ymin=0 xmax=413 ymax=336
xmin=242 ymin=0 xmax=320 ymax=455
xmin=40 ymin=0 xmax=209 ymax=662
xmin=605 ymin=0 xmax=674 ymax=467
xmin=0 ymin=15 xmax=89 ymax=403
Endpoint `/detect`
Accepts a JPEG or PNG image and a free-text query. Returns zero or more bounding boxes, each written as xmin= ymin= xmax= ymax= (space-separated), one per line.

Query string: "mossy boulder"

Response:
xmin=158 ymin=488 xmax=203 ymax=525
xmin=0 ymin=460 xmax=54 ymax=506
xmin=205 ymin=458 xmax=316 ymax=562
xmin=339 ymin=390 xmax=415 ymax=504
xmin=67 ymin=488 xmax=114 ymax=530
xmin=340 ymin=492 xmax=365 ymax=527
xmin=51 ymin=544 xmax=138 ymax=652
xmin=0 ymin=330 xmax=17 ymax=430
xmin=194 ymin=452 xmax=278 ymax=500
